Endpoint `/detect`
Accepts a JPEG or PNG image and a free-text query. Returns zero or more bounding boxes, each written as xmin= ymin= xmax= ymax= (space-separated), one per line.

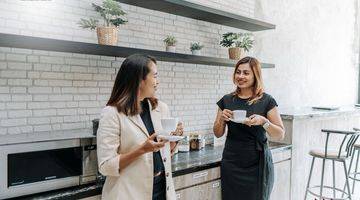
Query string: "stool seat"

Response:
xmin=353 ymin=143 xmax=360 ymax=148
xmin=309 ymin=149 xmax=348 ymax=161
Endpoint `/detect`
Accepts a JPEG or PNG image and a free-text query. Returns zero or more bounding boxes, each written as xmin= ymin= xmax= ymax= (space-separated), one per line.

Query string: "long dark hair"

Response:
xmin=232 ymin=56 xmax=264 ymax=105
xmin=107 ymin=54 xmax=158 ymax=116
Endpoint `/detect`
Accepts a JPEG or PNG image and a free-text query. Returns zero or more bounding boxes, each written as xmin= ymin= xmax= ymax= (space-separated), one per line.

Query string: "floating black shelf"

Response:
xmin=0 ymin=33 xmax=274 ymax=68
xmin=117 ymin=0 xmax=275 ymax=31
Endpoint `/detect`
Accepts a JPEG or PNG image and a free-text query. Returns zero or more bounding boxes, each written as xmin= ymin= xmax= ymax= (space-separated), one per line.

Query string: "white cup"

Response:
xmin=232 ymin=110 xmax=247 ymax=121
xmin=161 ymin=118 xmax=179 ymax=134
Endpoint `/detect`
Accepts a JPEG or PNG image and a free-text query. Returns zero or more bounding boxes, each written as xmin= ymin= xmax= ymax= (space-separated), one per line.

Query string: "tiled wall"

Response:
xmin=0 ymin=0 xmax=255 ymax=136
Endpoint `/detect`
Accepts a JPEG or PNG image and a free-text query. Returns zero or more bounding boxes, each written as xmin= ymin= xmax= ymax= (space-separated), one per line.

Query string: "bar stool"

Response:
xmin=347 ymin=142 xmax=360 ymax=195
xmin=304 ymin=129 xmax=360 ymax=200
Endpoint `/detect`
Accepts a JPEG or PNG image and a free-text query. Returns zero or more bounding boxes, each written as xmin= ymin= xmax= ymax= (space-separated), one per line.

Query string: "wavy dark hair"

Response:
xmin=232 ymin=56 xmax=264 ymax=105
xmin=107 ymin=54 xmax=158 ymax=116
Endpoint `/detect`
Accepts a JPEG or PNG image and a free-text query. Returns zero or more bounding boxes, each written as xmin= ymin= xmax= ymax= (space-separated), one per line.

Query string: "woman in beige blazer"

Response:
xmin=97 ymin=54 xmax=182 ymax=200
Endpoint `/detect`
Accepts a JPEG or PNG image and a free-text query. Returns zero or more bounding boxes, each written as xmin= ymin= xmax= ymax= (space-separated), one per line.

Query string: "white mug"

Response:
xmin=232 ymin=110 xmax=247 ymax=121
xmin=161 ymin=118 xmax=179 ymax=134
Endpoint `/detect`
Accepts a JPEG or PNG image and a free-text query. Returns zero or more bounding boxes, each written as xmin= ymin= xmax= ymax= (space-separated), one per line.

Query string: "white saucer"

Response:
xmin=157 ymin=135 xmax=184 ymax=142
xmin=229 ymin=118 xmax=245 ymax=124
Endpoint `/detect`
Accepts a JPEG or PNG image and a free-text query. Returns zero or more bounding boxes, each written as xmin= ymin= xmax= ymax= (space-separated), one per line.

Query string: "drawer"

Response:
xmin=272 ymin=148 xmax=291 ymax=163
xmin=175 ymin=179 xmax=221 ymax=200
xmin=173 ymin=167 xmax=220 ymax=190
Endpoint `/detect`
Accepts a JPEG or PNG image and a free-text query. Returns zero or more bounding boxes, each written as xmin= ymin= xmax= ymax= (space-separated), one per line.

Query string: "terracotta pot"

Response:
xmin=166 ymin=45 xmax=176 ymax=53
xmin=96 ymin=27 xmax=118 ymax=45
xmin=228 ymin=47 xmax=244 ymax=60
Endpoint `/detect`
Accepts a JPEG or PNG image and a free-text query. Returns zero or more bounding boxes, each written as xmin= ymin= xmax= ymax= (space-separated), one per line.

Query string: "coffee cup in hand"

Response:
xmin=232 ymin=110 xmax=247 ymax=122
xmin=160 ymin=118 xmax=179 ymax=134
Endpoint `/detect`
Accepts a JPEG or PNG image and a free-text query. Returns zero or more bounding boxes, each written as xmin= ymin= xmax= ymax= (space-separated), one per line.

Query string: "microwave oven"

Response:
xmin=0 ymin=137 xmax=98 ymax=199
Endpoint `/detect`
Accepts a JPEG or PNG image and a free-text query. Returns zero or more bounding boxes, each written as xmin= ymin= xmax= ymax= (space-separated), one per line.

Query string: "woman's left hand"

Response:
xmin=171 ymin=122 xmax=184 ymax=136
xmin=243 ymin=114 xmax=267 ymax=127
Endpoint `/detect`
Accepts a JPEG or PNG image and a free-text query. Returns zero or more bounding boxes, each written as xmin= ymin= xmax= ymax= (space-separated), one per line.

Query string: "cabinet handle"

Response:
xmin=212 ymin=182 xmax=220 ymax=188
xmin=176 ymin=193 xmax=181 ymax=199
xmin=193 ymin=171 xmax=208 ymax=179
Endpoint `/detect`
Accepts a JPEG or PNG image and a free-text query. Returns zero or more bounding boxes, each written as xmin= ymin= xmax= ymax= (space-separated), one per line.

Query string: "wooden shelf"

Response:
xmin=117 ymin=0 xmax=275 ymax=31
xmin=0 ymin=33 xmax=274 ymax=68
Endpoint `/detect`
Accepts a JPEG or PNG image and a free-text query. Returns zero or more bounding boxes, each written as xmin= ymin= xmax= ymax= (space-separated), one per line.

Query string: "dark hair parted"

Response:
xmin=232 ymin=56 xmax=264 ymax=105
xmin=107 ymin=54 xmax=158 ymax=116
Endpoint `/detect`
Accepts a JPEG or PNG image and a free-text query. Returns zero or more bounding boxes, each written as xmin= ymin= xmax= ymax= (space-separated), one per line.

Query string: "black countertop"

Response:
xmin=9 ymin=142 xmax=291 ymax=200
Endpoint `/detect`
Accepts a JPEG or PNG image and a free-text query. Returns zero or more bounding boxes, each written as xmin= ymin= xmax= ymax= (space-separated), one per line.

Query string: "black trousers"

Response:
xmin=153 ymin=173 xmax=166 ymax=200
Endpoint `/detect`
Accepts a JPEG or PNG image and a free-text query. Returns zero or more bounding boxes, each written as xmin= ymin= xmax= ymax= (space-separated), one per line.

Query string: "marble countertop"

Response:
xmin=12 ymin=142 xmax=291 ymax=199
xmin=279 ymin=105 xmax=360 ymax=120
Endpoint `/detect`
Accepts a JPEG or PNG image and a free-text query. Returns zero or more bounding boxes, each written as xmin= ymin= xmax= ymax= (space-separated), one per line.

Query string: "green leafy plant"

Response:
xmin=220 ymin=32 xmax=239 ymax=47
xmin=78 ymin=0 xmax=127 ymax=29
xmin=163 ymin=35 xmax=177 ymax=46
xmin=190 ymin=42 xmax=204 ymax=51
xmin=220 ymin=32 xmax=254 ymax=51
xmin=235 ymin=33 xmax=254 ymax=52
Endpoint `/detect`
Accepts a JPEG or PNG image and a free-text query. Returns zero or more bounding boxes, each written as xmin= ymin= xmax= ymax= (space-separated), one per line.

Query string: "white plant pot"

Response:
xmin=191 ymin=50 xmax=201 ymax=56
xmin=166 ymin=45 xmax=176 ymax=53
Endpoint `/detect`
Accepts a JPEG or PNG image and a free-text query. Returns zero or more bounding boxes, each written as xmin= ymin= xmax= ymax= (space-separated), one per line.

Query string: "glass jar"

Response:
xmin=178 ymin=136 xmax=189 ymax=152
xmin=189 ymin=134 xmax=203 ymax=151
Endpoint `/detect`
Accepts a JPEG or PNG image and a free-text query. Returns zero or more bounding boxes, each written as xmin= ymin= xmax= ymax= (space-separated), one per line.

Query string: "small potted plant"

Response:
xmin=163 ymin=35 xmax=177 ymax=53
xmin=220 ymin=32 xmax=254 ymax=60
xmin=190 ymin=42 xmax=204 ymax=56
xmin=235 ymin=33 xmax=254 ymax=54
xmin=78 ymin=0 xmax=128 ymax=45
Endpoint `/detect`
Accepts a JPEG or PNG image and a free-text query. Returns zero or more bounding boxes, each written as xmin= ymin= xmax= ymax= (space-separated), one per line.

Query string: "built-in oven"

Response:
xmin=0 ymin=137 xmax=98 ymax=199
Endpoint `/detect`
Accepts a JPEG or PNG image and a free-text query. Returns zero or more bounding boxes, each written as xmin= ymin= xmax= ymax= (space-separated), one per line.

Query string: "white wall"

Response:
xmin=255 ymin=0 xmax=359 ymax=108
xmin=0 ymin=0 xmax=358 ymax=136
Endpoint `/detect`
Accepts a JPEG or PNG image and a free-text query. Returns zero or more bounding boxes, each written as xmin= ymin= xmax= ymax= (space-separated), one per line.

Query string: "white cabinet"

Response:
xmin=175 ymin=179 xmax=221 ymax=200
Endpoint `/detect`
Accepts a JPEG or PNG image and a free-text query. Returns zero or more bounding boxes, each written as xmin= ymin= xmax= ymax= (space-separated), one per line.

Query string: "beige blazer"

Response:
xmin=97 ymin=101 xmax=176 ymax=200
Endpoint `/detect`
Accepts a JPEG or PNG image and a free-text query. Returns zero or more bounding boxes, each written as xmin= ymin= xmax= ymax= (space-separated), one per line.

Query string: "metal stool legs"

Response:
xmin=304 ymin=158 xmax=352 ymax=200
xmin=304 ymin=157 xmax=315 ymax=200
xmin=346 ymin=147 xmax=360 ymax=195
xmin=343 ymin=161 xmax=352 ymax=200
xmin=351 ymin=148 xmax=359 ymax=194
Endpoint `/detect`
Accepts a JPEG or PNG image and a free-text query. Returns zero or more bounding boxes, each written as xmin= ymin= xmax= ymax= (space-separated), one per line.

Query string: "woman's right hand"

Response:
xmin=140 ymin=134 xmax=167 ymax=153
xmin=220 ymin=109 xmax=233 ymax=122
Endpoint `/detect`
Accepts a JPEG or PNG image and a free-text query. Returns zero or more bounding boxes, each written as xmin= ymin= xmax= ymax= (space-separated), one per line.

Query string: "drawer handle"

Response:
xmin=176 ymin=193 xmax=181 ymax=199
xmin=193 ymin=171 xmax=208 ymax=179
xmin=212 ymin=182 xmax=220 ymax=188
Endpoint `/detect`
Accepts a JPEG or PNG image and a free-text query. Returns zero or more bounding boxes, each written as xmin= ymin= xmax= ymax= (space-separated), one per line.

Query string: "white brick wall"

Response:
xmin=0 ymin=0 xmax=358 ymax=138
xmin=0 ymin=0 xmax=250 ymax=135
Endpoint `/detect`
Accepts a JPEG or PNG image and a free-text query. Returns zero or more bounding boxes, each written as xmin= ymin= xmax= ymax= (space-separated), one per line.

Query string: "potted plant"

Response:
xmin=78 ymin=0 xmax=128 ymax=45
xmin=220 ymin=32 xmax=254 ymax=60
xmin=190 ymin=42 xmax=204 ymax=56
xmin=235 ymin=33 xmax=254 ymax=53
xmin=163 ymin=35 xmax=177 ymax=53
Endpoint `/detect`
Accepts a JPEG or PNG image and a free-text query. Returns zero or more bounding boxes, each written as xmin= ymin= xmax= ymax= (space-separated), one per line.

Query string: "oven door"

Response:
xmin=0 ymin=139 xmax=81 ymax=199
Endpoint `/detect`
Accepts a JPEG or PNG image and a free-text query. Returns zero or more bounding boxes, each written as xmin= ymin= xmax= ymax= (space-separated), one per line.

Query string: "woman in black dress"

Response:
xmin=213 ymin=57 xmax=285 ymax=200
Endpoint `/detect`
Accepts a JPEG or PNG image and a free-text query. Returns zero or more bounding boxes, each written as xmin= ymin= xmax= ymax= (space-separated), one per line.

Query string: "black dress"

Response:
xmin=217 ymin=93 xmax=277 ymax=200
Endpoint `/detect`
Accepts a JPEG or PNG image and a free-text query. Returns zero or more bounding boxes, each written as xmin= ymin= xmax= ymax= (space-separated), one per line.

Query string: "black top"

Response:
xmin=217 ymin=93 xmax=278 ymax=142
xmin=140 ymin=100 xmax=165 ymax=174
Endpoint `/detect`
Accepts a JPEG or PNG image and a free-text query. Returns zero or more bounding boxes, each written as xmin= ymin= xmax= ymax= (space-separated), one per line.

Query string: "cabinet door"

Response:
xmin=173 ymin=167 xmax=220 ymax=190
xmin=270 ymin=160 xmax=291 ymax=200
xmin=175 ymin=179 xmax=221 ymax=200
xmin=202 ymin=179 xmax=221 ymax=200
